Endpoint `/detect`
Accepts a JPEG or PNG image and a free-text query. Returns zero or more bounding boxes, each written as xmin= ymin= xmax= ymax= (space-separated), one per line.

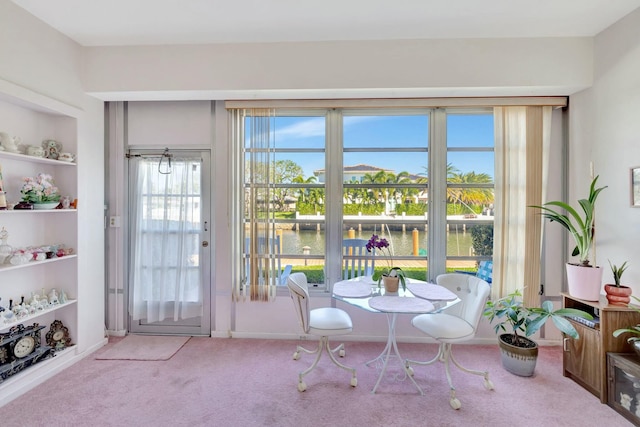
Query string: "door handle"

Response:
xmin=563 ymin=337 xmax=570 ymax=352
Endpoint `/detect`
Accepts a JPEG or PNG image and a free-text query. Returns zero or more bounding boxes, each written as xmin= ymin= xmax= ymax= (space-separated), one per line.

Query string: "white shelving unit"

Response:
xmin=0 ymin=86 xmax=81 ymax=403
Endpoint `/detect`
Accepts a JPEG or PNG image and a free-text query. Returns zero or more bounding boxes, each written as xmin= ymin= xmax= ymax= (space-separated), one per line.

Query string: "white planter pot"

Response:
xmin=566 ymin=263 xmax=603 ymax=301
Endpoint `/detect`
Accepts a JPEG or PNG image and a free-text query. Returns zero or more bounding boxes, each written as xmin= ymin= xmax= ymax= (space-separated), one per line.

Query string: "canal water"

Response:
xmin=278 ymin=227 xmax=474 ymax=257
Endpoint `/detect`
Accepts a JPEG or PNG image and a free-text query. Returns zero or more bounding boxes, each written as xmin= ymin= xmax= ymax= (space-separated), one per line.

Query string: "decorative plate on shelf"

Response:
xmin=42 ymin=139 xmax=62 ymax=160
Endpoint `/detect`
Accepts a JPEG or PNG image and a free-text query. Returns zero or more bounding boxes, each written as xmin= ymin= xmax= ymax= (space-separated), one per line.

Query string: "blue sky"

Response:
xmin=265 ymin=113 xmax=495 ymax=179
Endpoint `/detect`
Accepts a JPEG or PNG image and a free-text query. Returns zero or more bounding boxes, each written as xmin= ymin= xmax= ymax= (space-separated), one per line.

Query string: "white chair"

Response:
xmin=286 ymin=272 xmax=357 ymax=391
xmin=405 ymin=273 xmax=494 ymax=409
xmin=342 ymin=238 xmax=375 ymax=280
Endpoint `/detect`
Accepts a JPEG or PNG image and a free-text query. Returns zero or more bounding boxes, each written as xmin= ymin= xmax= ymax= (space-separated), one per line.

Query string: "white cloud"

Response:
xmin=276 ymin=118 xmax=324 ymax=140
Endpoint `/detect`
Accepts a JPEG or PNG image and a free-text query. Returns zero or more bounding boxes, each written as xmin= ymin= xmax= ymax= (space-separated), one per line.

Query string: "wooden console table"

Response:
xmin=562 ymin=292 xmax=640 ymax=403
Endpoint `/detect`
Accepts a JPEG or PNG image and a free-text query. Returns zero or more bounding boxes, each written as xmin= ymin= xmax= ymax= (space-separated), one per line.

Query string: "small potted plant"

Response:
xmin=483 ymin=289 xmax=593 ymax=376
xmin=366 ymin=234 xmax=406 ymax=293
xmin=605 ymin=260 xmax=631 ymax=304
xmin=20 ymin=173 xmax=61 ymax=210
xmin=529 ymin=175 xmax=607 ymax=301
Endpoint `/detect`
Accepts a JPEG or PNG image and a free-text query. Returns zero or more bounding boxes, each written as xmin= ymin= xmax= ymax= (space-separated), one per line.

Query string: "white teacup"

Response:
xmin=58 ymin=152 xmax=75 ymax=162
xmin=26 ymin=145 xmax=45 ymax=157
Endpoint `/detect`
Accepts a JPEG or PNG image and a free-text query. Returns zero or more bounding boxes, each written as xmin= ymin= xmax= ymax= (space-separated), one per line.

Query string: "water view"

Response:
xmin=277 ymin=228 xmax=474 ymax=257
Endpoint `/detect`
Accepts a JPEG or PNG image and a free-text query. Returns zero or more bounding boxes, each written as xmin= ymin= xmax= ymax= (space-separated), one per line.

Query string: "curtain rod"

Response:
xmin=225 ymin=97 xmax=568 ymax=110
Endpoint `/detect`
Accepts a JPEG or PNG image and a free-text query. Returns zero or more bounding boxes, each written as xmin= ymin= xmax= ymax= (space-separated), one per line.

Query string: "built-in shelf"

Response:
xmin=0 ymin=300 xmax=77 ymax=333
xmin=0 ymin=150 xmax=76 ymax=166
xmin=0 ymin=254 xmax=77 ymax=273
xmin=0 ymin=75 xmax=83 ymax=407
xmin=0 ymin=209 xmax=77 ymax=215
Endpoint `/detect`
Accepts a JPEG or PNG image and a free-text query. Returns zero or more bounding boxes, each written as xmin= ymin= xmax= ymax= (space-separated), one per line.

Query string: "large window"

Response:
xmin=445 ymin=112 xmax=495 ymax=272
xmin=234 ymin=107 xmax=494 ymax=294
xmin=341 ymin=112 xmax=430 ymax=281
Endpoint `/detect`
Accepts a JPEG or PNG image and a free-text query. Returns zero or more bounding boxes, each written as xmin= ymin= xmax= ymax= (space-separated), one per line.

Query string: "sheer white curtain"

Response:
xmin=493 ymin=106 xmax=552 ymax=305
xmin=130 ymin=155 xmax=203 ymax=322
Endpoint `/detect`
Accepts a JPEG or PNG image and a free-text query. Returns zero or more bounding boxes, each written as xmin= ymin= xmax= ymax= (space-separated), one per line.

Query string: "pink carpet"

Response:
xmin=0 ymin=337 xmax=631 ymax=426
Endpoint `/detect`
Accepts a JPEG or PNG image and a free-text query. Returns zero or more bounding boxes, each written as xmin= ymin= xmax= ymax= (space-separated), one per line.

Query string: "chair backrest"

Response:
xmin=342 ymin=238 xmax=375 ymax=280
xmin=476 ymin=260 xmax=493 ymax=284
xmin=436 ymin=273 xmax=491 ymax=333
xmin=287 ymin=272 xmax=310 ymax=334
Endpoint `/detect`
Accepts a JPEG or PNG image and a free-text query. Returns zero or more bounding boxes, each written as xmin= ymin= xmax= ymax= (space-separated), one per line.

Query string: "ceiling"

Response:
xmin=12 ymin=0 xmax=640 ymax=47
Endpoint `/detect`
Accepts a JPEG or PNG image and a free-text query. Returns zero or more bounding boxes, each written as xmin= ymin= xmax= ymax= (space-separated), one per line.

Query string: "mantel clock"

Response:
xmin=0 ymin=323 xmax=55 ymax=383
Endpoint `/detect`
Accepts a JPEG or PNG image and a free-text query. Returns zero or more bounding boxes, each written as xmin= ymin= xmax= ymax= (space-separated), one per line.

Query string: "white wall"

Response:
xmin=569 ymin=7 xmax=640 ymax=294
xmin=7 ymin=0 xmax=640 ymax=344
xmin=0 ymin=1 xmax=105 ymax=353
xmin=82 ymin=38 xmax=594 ymax=100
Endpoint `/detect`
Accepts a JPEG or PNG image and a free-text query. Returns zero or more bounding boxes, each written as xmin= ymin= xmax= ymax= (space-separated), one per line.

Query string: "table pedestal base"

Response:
xmin=366 ymin=313 xmax=424 ymax=395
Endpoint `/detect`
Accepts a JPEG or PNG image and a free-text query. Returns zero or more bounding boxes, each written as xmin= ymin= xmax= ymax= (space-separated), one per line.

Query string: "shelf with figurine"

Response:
xmin=0 ymin=135 xmax=76 ymax=166
xmin=0 ymin=299 xmax=77 ymax=333
xmin=0 ymin=169 xmax=76 ymax=212
xmin=0 ymin=228 xmax=75 ymax=270
xmin=0 ymin=253 xmax=77 ymax=273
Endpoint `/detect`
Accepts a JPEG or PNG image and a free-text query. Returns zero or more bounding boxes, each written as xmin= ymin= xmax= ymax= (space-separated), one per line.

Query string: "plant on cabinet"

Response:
xmin=605 ymin=261 xmax=631 ymax=305
xmin=483 ymin=289 xmax=593 ymax=377
xmin=529 ymin=176 xmax=607 ymax=301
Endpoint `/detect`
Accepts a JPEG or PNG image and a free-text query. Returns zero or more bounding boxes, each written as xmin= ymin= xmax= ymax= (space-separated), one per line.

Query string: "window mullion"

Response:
xmin=428 ymin=108 xmax=448 ymax=281
xmin=325 ymin=109 xmax=343 ymax=292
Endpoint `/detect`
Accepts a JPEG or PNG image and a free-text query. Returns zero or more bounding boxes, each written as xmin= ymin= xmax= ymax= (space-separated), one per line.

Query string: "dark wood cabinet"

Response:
xmin=562 ymin=293 xmax=640 ymax=403
xmin=607 ymin=353 xmax=640 ymax=426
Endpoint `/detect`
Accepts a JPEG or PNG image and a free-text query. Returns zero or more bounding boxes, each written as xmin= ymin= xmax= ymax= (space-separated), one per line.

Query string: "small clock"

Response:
xmin=0 ymin=323 xmax=54 ymax=383
xmin=46 ymin=320 xmax=72 ymax=350
xmin=13 ymin=336 xmax=35 ymax=358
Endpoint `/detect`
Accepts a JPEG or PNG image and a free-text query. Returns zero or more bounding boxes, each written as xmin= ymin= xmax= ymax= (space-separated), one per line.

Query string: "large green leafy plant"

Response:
xmin=530 ymin=176 xmax=607 ymax=267
xmin=483 ymin=289 xmax=593 ymax=347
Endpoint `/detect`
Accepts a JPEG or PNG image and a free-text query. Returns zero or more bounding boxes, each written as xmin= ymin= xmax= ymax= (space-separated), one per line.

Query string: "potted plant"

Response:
xmin=366 ymin=234 xmax=406 ymax=293
xmin=605 ymin=260 xmax=631 ymax=304
xmin=530 ymin=175 xmax=607 ymax=301
xmin=20 ymin=173 xmax=61 ymax=210
xmin=613 ymin=296 xmax=640 ymax=357
xmin=483 ymin=289 xmax=593 ymax=376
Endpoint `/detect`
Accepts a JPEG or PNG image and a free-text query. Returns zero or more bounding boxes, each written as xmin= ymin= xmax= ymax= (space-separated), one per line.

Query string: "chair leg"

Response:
xmin=405 ymin=343 xmax=494 ymax=409
xmin=405 ymin=343 xmax=445 ymax=395
xmin=324 ymin=337 xmax=357 ymax=387
xmin=448 ymin=344 xmax=494 ymax=391
xmin=329 ymin=342 xmax=346 ymax=358
xmin=293 ymin=337 xmax=357 ymax=391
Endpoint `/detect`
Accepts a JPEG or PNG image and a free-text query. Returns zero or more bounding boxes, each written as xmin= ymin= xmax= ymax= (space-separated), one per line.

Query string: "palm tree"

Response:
xmin=448 ymin=171 xmax=494 ymax=214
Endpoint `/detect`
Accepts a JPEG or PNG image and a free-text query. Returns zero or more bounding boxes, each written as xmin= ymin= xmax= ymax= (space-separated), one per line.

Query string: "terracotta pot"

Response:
xmin=566 ymin=263 xmax=603 ymax=301
xmin=604 ymin=284 xmax=632 ymax=305
xmin=382 ymin=276 xmax=399 ymax=293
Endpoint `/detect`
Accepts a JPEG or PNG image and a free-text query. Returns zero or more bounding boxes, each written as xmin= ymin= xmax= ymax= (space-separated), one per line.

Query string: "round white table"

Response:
xmin=332 ymin=277 xmax=459 ymax=394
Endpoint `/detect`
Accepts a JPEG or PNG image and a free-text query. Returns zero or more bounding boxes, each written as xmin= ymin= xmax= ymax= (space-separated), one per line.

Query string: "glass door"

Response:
xmin=128 ymin=149 xmax=211 ymax=336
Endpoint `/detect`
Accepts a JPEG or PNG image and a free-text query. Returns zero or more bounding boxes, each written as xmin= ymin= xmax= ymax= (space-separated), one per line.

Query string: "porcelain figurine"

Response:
xmin=48 ymin=288 xmax=59 ymax=305
xmin=0 ymin=132 xmax=21 ymax=153
xmin=621 ymin=392 xmax=633 ymax=410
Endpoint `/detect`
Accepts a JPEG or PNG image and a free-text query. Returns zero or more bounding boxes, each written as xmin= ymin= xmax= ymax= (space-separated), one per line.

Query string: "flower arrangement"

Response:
xmin=20 ymin=173 xmax=61 ymax=203
xmin=366 ymin=234 xmax=407 ymax=291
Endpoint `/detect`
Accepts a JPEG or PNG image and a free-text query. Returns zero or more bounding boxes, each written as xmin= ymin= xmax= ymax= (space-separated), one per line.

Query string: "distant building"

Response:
xmin=313 ymin=164 xmax=394 ymax=183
